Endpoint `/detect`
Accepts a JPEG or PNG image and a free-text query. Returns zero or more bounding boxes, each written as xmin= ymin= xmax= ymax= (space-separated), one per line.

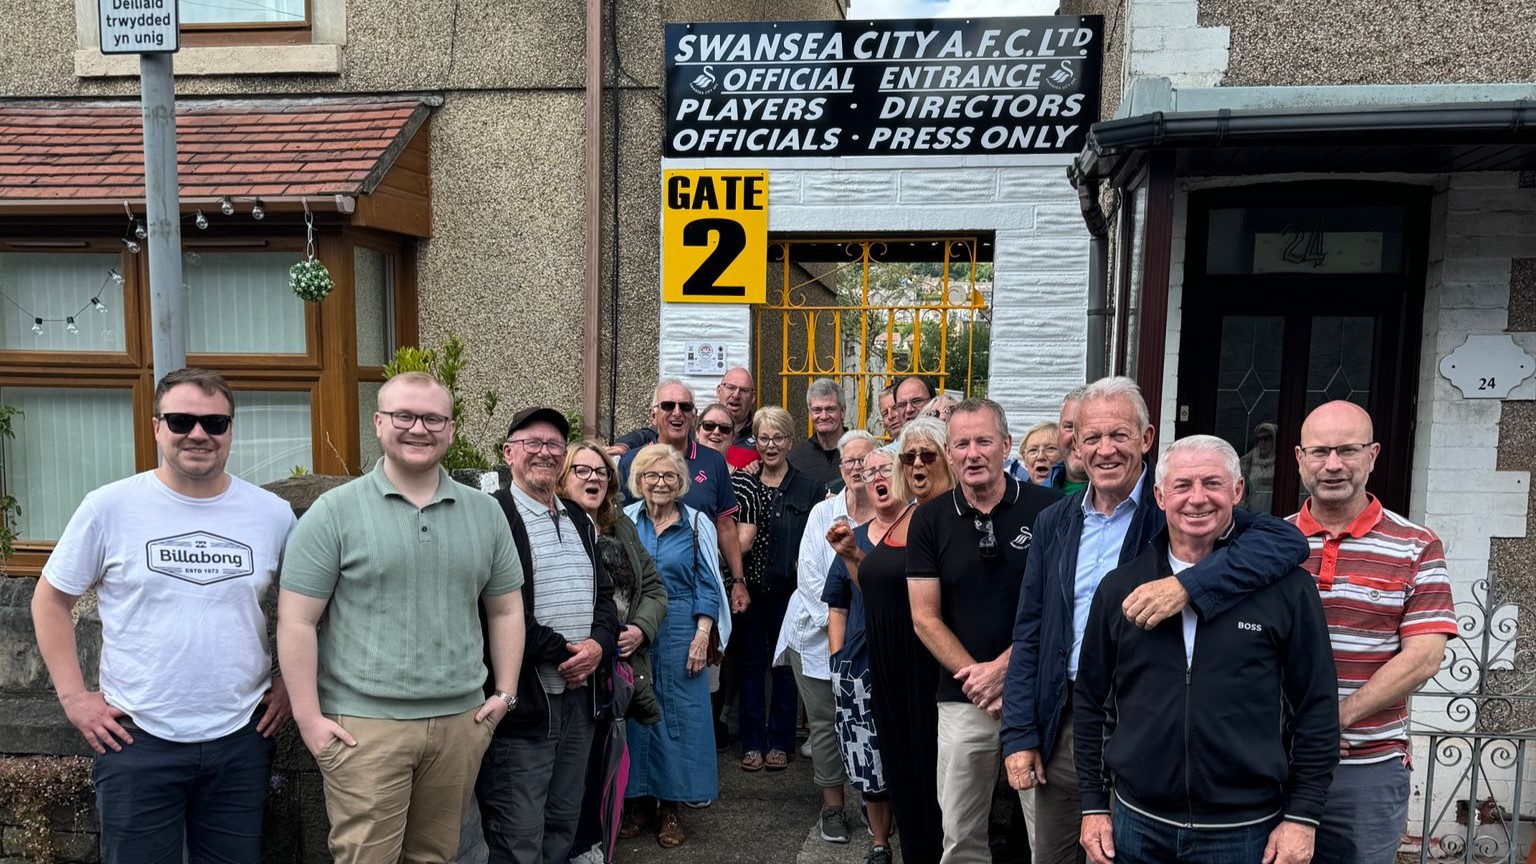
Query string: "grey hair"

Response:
xmin=838 ymin=429 xmax=877 ymax=451
xmin=806 ymin=377 xmax=846 ymax=410
xmin=950 ymin=397 xmax=1008 ymax=438
xmin=896 ymin=415 xmax=949 ymax=453
xmin=1078 ymin=376 xmax=1150 ymax=431
xmin=651 ymin=377 xmax=694 ymax=405
xmin=1155 ymin=434 xmax=1242 ymax=487
xmin=1021 ymin=421 xmax=1059 ymax=445
xmin=1063 ymin=385 xmax=1088 ymax=404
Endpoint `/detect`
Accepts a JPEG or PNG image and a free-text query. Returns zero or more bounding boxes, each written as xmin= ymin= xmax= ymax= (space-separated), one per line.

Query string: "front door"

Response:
xmin=1173 ymin=182 xmax=1429 ymax=516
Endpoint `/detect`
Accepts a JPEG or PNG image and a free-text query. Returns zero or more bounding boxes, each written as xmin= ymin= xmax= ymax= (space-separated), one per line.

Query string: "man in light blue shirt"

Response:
xmin=1067 ymin=468 xmax=1144 ymax=680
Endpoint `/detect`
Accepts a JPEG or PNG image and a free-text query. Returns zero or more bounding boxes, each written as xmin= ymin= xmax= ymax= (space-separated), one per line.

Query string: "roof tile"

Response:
xmin=0 ymin=98 xmax=427 ymax=201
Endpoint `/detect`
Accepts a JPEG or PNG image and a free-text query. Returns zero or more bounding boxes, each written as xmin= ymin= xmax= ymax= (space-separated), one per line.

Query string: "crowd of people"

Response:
xmin=29 ymin=363 xmax=1458 ymax=864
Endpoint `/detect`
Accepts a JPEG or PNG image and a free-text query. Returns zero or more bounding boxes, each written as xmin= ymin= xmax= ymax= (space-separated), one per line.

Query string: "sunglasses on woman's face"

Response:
xmin=900 ymin=449 xmax=940 ymax=467
xmin=698 ymin=420 xmax=730 ymax=434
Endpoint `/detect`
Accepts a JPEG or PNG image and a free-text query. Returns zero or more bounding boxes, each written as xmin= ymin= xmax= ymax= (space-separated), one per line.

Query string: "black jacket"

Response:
xmin=1073 ymin=524 xmax=1339 ymax=828
xmin=744 ymin=466 xmax=825 ymax=594
xmin=483 ymin=488 xmax=620 ymax=737
xmin=1001 ymin=465 xmax=1312 ymax=763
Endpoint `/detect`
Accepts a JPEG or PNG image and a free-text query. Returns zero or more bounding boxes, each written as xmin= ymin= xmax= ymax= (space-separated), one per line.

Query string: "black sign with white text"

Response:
xmin=665 ymin=16 xmax=1103 ymax=158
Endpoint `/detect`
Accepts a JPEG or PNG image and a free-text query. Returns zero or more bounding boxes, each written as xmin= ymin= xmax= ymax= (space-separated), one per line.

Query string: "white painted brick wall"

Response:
xmin=1127 ymin=0 xmax=1230 ymax=89
xmin=657 ymin=156 xmax=1090 ymax=441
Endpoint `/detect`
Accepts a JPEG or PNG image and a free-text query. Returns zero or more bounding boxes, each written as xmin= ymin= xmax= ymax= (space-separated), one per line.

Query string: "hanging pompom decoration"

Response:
xmin=289 ymin=201 xmax=333 ymax=303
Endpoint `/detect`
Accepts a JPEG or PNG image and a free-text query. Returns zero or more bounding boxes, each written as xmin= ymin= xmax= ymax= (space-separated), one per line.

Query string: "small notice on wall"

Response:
xmin=685 ymin=341 xmax=731 ymax=374
xmin=1439 ymin=334 xmax=1534 ymax=399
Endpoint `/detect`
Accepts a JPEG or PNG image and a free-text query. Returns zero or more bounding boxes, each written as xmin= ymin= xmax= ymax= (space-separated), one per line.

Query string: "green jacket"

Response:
xmin=609 ymin=512 xmax=669 ymax=724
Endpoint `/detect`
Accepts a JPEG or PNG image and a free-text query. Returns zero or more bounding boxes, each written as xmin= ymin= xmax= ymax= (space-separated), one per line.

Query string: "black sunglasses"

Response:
xmin=900 ymin=449 xmax=940 ymax=467
xmin=974 ymin=514 xmax=997 ymax=559
xmin=698 ymin=420 xmax=730 ymax=433
xmin=156 ymin=412 xmax=232 ymax=436
xmin=656 ymin=401 xmax=696 ymax=414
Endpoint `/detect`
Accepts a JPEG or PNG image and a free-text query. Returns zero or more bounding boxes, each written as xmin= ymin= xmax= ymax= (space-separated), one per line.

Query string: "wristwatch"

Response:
xmin=492 ymin=690 xmax=517 ymax=711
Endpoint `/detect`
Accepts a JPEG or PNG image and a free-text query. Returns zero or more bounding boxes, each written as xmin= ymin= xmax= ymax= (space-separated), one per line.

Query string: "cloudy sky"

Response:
xmin=846 ymin=0 xmax=1060 ymax=18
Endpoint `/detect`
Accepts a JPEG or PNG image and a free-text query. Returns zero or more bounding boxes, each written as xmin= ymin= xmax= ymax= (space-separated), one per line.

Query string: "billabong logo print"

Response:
xmin=146 ymin=532 xmax=254 ymax=585
xmin=1010 ymin=526 xmax=1033 ymax=551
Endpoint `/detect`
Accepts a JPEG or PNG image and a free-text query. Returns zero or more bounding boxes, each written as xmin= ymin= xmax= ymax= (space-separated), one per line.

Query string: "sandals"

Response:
xmin=657 ymin=808 xmax=687 ymax=848
xmin=765 ymin=749 xmax=789 ymax=770
xmin=740 ymin=750 xmax=765 ymax=771
xmin=618 ymin=808 xmax=648 ymax=839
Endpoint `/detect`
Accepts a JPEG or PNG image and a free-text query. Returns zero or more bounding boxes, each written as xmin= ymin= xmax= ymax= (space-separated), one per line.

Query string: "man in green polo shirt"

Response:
xmin=277 ymin=372 xmax=526 ymax=864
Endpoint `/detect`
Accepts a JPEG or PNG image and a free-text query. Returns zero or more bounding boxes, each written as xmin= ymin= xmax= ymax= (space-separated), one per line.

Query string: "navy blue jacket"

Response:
xmin=1000 ymin=465 xmax=1309 ymax=761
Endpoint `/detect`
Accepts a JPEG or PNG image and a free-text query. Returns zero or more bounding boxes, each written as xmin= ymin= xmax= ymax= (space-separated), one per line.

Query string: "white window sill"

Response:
xmin=75 ymin=43 xmax=342 ymax=78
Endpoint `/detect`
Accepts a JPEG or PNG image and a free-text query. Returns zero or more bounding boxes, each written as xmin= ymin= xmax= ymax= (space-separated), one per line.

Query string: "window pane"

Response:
xmin=226 ymin=391 xmax=313 ymax=488
xmin=185 ymin=252 xmax=306 ymax=354
xmin=0 ymin=253 xmax=125 ymax=352
xmin=355 ymin=247 xmax=395 ymax=367
xmin=1212 ymin=316 xmax=1284 ymax=516
xmin=0 ymin=387 xmax=135 ymax=541
xmin=179 ymin=0 xmax=306 ymax=25
xmin=1206 ymin=206 xmax=1405 ymax=276
xmin=358 ymin=382 xmax=382 ymax=473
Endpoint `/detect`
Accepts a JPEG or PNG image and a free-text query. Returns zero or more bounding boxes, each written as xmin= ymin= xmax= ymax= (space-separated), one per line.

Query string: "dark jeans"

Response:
xmin=736 ymin=589 xmax=796 ymax=753
xmin=1313 ymin=758 xmax=1411 ymax=864
xmin=93 ymin=717 xmax=275 ymax=864
xmin=476 ymin=686 xmax=596 ymax=864
xmin=1112 ymin=802 xmax=1278 ymax=864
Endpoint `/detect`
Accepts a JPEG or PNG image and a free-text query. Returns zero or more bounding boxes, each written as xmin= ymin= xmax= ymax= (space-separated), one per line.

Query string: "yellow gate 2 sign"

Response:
xmin=662 ymin=170 xmax=768 ymax=304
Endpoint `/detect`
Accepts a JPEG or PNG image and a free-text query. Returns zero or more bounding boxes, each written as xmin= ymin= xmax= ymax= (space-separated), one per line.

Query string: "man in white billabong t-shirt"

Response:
xmin=31 ymin=368 xmax=297 ymax=863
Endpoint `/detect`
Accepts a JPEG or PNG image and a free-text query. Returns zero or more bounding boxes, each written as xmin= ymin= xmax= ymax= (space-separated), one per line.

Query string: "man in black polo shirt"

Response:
xmin=787 ymin=377 xmax=846 ymax=488
xmin=909 ymin=398 xmax=1060 ymax=864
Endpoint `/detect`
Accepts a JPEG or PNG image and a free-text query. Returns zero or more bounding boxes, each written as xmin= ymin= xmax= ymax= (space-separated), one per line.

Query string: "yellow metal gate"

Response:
xmin=754 ymin=236 xmax=992 ymax=437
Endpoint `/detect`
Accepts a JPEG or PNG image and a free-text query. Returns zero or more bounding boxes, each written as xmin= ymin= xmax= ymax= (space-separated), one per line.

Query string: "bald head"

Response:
xmin=1300 ymin=400 xmax=1374 ymax=445
xmin=1297 ymin=400 xmax=1379 ymax=515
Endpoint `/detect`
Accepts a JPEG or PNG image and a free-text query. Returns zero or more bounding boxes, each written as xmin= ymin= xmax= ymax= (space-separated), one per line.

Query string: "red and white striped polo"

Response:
xmin=1288 ymin=496 xmax=1458 ymax=764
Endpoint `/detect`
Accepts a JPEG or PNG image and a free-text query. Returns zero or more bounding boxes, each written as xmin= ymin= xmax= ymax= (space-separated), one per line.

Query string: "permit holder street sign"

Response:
xmin=662 ymin=169 xmax=768 ymax=304
xmin=99 ymin=0 xmax=179 ymax=54
xmin=664 ymin=16 xmax=1103 ymax=157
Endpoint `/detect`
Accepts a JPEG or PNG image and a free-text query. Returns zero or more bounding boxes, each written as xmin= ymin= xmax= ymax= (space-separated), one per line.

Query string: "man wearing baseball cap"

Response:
xmin=475 ymin=406 xmax=620 ymax=864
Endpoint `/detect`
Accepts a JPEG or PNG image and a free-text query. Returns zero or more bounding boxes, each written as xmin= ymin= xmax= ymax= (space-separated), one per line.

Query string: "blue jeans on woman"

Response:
xmin=1112 ymin=801 xmax=1280 ymax=864
xmin=736 ymin=589 xmax=796 ymax=755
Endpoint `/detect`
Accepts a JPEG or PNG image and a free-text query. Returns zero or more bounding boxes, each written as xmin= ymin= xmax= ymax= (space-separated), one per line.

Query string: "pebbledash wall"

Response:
xmin=656 ymin=153 xmax=1092 ymax=438
xmin=1105 ymin=0 xmax=1536 ymax=837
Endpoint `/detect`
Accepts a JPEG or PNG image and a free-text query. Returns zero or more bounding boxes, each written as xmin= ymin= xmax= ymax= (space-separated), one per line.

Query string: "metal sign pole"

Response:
xmin=140 ymin=51 xmax=184 ymax=380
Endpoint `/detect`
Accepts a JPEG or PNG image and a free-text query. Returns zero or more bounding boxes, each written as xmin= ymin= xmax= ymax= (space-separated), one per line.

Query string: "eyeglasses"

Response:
xmin=569 ymin=464 xmax=610 ymax=481
xmin=639 ymin=471 xmax=681 ymax=486
xmin=925 ymin=408 xmax=953 ymax=419
xmin=655 ymin=401 xmax=696 ymax=414
xmin=698 ymin=420 xmax=730 ymax=433
xmin=974 ymin=514 xmax=997 ymax=559
xmin=1299 ymin=442 xmax=1373 ymax=462
xmin=156 ymin=412 xmax=232 ymax=436
xmin=839 ymin=455 xmax=866 ymax=469
xmin=384 ymin=411 xmax=448 ymax=432
xmin=1023 ymin=444 xmax=1060 ymax=460
xmin=717 ymin=382 xmax=753 ymax=397
xmin=507 ymin=438 xmax=568 ymax=455
xmin=894 ymin=397 xmax=928 ymax=412
xmin=900 ymin=449 xmax=940 ymax=467
xmin=861 ymin=464 xmax=895 ymax=482
xmin=757 ymin=434 xmax=789 ymax=448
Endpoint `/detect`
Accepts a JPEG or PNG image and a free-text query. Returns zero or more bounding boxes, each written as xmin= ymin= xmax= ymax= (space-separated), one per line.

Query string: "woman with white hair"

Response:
xmin=619 ymin=444 xmax=730 ymax=849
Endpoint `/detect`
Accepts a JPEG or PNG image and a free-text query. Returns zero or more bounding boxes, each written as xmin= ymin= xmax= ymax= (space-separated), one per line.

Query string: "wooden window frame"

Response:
xmin=179 ymin=0 xmax=314 ymax=47
xmin=0 ymin=218 xmax=419 ymax=576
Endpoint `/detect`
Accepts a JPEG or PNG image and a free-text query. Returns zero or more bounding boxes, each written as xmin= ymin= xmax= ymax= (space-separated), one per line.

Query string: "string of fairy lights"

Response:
xmin=0 ymin=197 xmax=268 ymax=336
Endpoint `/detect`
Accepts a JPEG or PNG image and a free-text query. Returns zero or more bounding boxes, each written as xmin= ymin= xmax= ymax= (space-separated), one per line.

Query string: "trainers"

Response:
xmin=866 ymin=845 xmax=893 ymax=864
xmin=568 ymin=844 xmax=604 ymax=864
xmin=820 ymin=807 xmax=851 ymax=844
xmin=682 ymin=799 xmax=713 ymax=809
xmin=800 ymin=739 xmax=812 ymax=757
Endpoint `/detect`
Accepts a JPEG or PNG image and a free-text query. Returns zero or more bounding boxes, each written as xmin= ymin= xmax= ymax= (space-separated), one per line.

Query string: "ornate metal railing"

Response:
xmin=1410 ymin=576 xmax=1536 ymax=863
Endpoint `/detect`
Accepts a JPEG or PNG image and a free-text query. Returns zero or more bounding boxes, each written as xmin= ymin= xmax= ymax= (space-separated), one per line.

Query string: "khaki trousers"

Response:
xmin=936 ymin=701 xmax=1002 ymax=864
xmin=316 ymin=707 xmax=495 ymax=864
xmin=1026 ymin=696 xmax=1086 ymax=864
